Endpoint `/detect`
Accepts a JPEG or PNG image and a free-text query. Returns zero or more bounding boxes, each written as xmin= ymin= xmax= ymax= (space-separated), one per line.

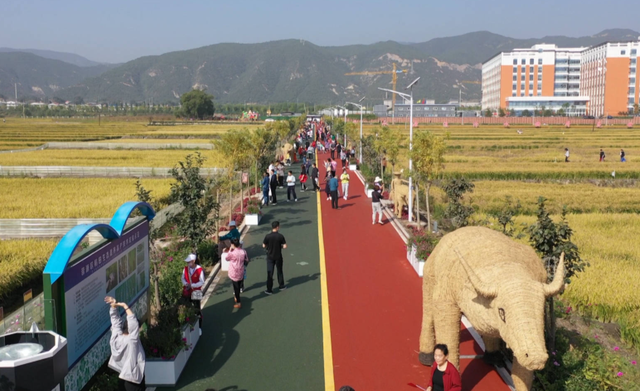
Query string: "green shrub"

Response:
xmin=197 ymin=240 xmax=218 ymax=267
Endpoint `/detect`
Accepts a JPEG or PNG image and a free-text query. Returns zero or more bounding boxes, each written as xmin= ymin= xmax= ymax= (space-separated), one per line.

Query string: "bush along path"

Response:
xmin=317 ymin=152 xmax=510 ymax=391
xmin=162 ymin=186 xmax=325 ymax=391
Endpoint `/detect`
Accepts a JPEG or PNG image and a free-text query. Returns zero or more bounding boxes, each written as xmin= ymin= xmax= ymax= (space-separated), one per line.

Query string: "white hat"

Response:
xmin=229 ymin=221 xmax=237 ymax=227
xmin=375 ymin=176 xmax=382 ymax=183
xmin=184 ymin=254 xmax=196 ymax=262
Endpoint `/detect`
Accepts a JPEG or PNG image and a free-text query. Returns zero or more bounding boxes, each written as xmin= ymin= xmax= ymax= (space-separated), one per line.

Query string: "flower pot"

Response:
xmin=349 ymin=164 xmax=358 ymax=170
xmin=418 ymin=260 xmax=425 ymax=277
xmin=220 ymin=252 xmax=229 ymax=271
xmin=244 ymin=213 xmax=261 ymax=226
xmin=146 ymin=322 xmax=201 ymax=387
xmin=367 ymin=189 xmax=374 ymax=198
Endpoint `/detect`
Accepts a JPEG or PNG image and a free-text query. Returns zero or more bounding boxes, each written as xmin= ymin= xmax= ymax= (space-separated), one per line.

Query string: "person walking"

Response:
xmin=564 ymin=148 xmax=570 ymax=163
xmin=270 ymin=169 xmax=279 ymax=205
xmin=181 ymin=254 xmax=204 ymax=331
xmin=104 ymin=296 xmax=146 ymax=391
xmin=261 ymin=171 xmax=270 ymax=205
xmin=340 ymin=169 xmax=350 ymax=200
xmin=276 ymin=162 xmax=285 ymax=188
xmin=299 ymin=165 xmax=308 ymax=192
xmin=226 ymin=238 xmax=249 ymax=309
xmin=262 ymin=221 xmax=287 ymax=294
xmin=329 ymin=173 xmax=340 ymax=209
xmin=330 ymin=140 xmax=336 ymax=159
xmin=424 ymin=344 xmax=462 ymax=391
xmin=286 ymin=170 xmax=298 ymax=202
xmin=311 ymin=163 xmax=320 ymax=191
xmin=372 ymin=185 xmax=384 ymax=225
xmin=599 ymin=148 xmax=606 ymax=162
xmin=620 ymin=148 xmax=626 ymax=162
xmin=330 ymin=158 xmax=338 ymax=178
xmin=324 ymin=171 xmax=332 ymax=201
xmin=340 ymin=149 xmax=347 ymax=169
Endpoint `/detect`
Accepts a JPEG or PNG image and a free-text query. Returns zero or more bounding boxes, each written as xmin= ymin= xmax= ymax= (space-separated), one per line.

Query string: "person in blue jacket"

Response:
xmin=218 ymin=220 xmax=240 ymax=257
xmin=261 ymin=171 xmax=270 ymax=206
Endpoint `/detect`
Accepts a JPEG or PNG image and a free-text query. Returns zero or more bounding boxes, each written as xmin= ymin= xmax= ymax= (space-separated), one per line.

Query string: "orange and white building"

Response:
xmin=482 ymin=38 xmax=640 ymax=116
xmin=581 ymin=40 xmax=639 ymax=117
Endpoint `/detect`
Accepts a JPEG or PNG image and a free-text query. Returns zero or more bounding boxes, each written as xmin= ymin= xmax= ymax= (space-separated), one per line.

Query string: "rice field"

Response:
xmin=0 ymin=178 xmax=173 ymax=218
xmin=0 ymin=239 xmax=58 ymax=299
xmin=0 ymin=149 xmax=225 ymax=167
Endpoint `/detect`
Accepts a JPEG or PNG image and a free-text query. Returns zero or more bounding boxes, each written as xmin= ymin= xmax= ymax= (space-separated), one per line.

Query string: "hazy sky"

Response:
xmin=2 ymin=0 xmax=638 ymax=63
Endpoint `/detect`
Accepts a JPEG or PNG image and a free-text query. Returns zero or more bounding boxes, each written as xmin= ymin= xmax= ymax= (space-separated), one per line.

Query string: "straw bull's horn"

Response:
xmin=543 ymin=252 xmax=565 ymax=297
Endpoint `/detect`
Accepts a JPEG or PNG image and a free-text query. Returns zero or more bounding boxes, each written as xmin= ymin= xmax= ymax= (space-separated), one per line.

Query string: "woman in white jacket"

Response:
xmin=105 ymin=296 xmax=146 ymax=391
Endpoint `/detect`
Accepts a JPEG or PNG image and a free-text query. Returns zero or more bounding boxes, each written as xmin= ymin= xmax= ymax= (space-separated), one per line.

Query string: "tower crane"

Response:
xmin=344 ymin=63 xmax=408 ymax=111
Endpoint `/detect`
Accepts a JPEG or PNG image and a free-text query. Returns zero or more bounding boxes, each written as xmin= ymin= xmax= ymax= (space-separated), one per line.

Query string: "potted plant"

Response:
xmin=406 ymin=228 xmax=439 ymax=277
xmin=244 ymin=198 xmax=262 ymax=226
xmin=142 ymin=303 xmax=200 ymax=386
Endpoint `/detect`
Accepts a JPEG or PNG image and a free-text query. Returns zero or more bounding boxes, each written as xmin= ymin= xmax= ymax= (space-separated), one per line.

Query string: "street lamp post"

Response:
xmin=378 ymin=78 xmax=420 ymax=223
xmin=346 ymin=97 xmax=366 ymax=163
xmin=334 ymin=105 xmax=347 ymax=146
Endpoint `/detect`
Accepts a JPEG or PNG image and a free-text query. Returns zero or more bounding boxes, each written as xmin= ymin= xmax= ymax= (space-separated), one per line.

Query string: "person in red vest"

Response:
xmin=182 ymin=253 xmax=205 ymax=335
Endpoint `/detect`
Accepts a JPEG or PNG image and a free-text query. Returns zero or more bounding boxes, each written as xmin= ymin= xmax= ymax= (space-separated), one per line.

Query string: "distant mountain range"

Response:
xmin=0 ymin=29 xmax=637 ymax=105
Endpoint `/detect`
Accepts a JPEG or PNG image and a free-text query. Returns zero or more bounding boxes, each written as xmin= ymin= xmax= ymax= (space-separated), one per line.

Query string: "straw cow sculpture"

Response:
xmin=390 ymin=175 xmax=417 ymax=219
xmin=278 ymin=143 xmax=295 ymax=163
xmin=418 ymin=226 xmax=565 ymax=391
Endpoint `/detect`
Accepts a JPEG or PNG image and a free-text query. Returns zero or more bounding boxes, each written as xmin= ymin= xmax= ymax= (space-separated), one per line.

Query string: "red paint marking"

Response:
xmin=318 ymin=153 xmax=510 ymax=391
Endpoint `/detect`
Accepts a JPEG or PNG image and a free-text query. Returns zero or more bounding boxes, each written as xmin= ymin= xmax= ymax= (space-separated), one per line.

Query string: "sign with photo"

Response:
xmin=63 ymin=222 xmax=149 ymax=367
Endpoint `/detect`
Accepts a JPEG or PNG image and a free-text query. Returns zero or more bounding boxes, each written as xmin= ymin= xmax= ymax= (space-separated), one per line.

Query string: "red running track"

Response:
xmin=318 ymin=156 xmax=511 ymax=391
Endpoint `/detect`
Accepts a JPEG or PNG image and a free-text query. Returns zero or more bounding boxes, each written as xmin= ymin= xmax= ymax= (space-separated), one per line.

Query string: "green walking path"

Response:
xmin=162 ymin=188 xmax=325 ymax=391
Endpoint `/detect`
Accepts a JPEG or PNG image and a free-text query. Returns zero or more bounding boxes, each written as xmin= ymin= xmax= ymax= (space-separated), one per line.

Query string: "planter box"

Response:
xmin=418 ymin=260 xmax=425 ymax=277
xmin=367 ymin=189 xmax=374 ymax=198
xmin=146 ymin=322 xmax=201 ymax=387
xmin=406 ymin=244 xmax=425 ymax=277
xmin=349 ymin=164 xmax=358 ymax=170
xmin=244 ymin=213 xmax=261 ymax=226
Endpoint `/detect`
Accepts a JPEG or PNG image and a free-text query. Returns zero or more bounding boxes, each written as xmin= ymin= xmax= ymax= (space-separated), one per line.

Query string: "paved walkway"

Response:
xmin=163 ymin=186 xmax=325 ymax=390
xmin=317 ymin=154 xmax=510 ymax=391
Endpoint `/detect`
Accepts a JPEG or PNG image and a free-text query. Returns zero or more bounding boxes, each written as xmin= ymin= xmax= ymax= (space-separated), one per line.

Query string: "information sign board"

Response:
xmin=63 ymin=222 xmax=149 ymax=366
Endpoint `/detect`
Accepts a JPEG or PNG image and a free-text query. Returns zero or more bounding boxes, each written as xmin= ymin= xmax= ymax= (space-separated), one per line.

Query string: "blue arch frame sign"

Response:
xmin=43 ymin=223 xmax=120 ymax=285
xmin=109 ymin=201 xmax=156 ymax=236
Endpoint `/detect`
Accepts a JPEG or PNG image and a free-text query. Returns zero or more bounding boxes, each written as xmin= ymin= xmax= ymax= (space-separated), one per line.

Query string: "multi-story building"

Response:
xmin=483 ymin=38 xmax=640 ymax=116
xmin=581 ymin=40 xmax=639 ymax=117
xmin=482 ymin=44 xmax=588 ymax=115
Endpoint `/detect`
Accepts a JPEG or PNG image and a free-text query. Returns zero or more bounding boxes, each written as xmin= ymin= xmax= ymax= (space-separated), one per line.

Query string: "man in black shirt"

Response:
xmin=262 ymin=221 xmax=287 ymax=294
xmin=310 ymin=163 xmax=320 ymax=191
xmin=270 ymin=170 xmax=279 ymax=205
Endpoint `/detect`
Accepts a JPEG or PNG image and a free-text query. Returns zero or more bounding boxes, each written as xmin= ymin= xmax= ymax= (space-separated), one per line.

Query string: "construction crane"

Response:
xmin=345 ymin=63 xmax=408 ymax=111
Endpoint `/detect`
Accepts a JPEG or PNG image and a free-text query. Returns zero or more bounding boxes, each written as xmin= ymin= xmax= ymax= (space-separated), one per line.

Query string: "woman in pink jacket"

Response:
xmin=226 ymin=238 xmax=249 ymax=309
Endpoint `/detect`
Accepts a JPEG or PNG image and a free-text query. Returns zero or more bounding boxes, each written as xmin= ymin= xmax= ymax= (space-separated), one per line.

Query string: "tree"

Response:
xmin=248 ymin=127 xmax=278 ymax=190
xmin=498 ymin=108 xmax=506 ymax=117
xmin=213 ymin=130 xmax=253 ymax=213
xmin=527 ymin=197 xmax=589 ymax=350
xmin=509 ymin=108 xmax=516 ymax=117
xmin=170 ymin=152 xmax=219 ymax=251
xmin=522 ymin=110 xmax=531 ymax=117
xmin=375 ymin=126 xmax=402 ymax=175
xmin=442 ymin=178 xmax=475 ymax=229
xmin=179 ymin=89 xmax=214 ymax=120
xmin=484 ymin=108 xmax=493 ymax=117
xmin=488 ymin=196 xmax=523 ymax=237
xmin=634 ymin=103 xmax=639 ymax=116
xmin=410 ymin=130 xmax=448 ymax=231
xmin=73 ymin=96 xmax=84 ymax=105
xmin=543 ymin=109 xmax=554 ymax=117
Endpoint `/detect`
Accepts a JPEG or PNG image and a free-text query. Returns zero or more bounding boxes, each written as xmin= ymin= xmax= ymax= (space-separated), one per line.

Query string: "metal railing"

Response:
xmin=0 ymin=166 xmax=225 ymax=178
